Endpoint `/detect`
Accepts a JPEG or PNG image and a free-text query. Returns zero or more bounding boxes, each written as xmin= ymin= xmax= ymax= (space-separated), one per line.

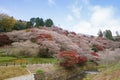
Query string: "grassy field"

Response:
xmin=0 ymin=56 xmax=58 ymax=65
xmin=0 ymin=66 xmax=29 ymax=80
xmin=83 ymin=62 xmax=120 ymax=80
xmin=0 ymin=56 xmax=16 ymax=62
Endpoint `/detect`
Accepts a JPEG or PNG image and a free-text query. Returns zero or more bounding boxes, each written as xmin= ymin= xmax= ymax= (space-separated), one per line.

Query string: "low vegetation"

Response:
xmin=0 ymin=57 xmax=57 ymax=64
xmin=0 ymin=56 xmax=16 ymax=63
xmin=84 ymin=62 xmax=120 ymax=80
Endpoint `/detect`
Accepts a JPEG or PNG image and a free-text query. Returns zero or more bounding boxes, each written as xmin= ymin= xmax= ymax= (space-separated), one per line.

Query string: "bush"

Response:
xmin=21 ymin=64 xmax=26 ymax=68
xmin=90 ymin=52 xmax=99 ymax=57
xmin=0 ymin=34 xmax=11 ymax=46
xmin=36 ymin=69 xmax=44 ymax=74
xmin=89 ymin=52 xmax=99 ymax=60
xmin=58 ymin=51 xmax=78 ymax=68
xmin=36 ymin=33 xmax=53 ymax=44
xmin=77 ymin=55 xmax=87 ymax=65
xmin=91 ymin=46 xmax=98 ymax=52
xmin=92 ymin=44 xmax=104 ymax=51
xmin=38 ymin=46 xmax=53 ymax=58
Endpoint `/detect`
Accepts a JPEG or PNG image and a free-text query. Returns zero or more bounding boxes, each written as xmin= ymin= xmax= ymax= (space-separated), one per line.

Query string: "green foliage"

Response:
xmin=91 ymin=46 xmax=98 ymax=52
xmin=26 ymin=21 xmax=33 ymax=28
xmin=35 ymin=17 xmax=44 ymax=27
xmin=0 ymin=13 xmax=54 ymax=31
xmin=21 ymin=64 xmax=26 ymax=68
xmin=13 ymin=20 xmax=26 ymax=30
xmin=45 ymin=18 xmax=54 ymax=27
xmin=104 ymin=30 xmax=114 ymax=40
xmin=36 ymin=69 xmax=44 ymax=74
xmin=30 ymin=17 xmax=36 ymax=26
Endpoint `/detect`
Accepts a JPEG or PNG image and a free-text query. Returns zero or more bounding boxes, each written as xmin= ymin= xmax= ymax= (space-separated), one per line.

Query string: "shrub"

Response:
xmin=58 ymin=51 xmax=78 ymax=68
xmin=36 ymin=33 xmax=53 ymax=44
xmin=38 ymin=46 xmax=53 ymax=58
xmin=0 ymin=34 xmax=11 ymax=46
xmin=91 ymin=46 xmax=98 ymax=52
xmin=36 ymin=69 xmax=44 ymax=74
xmin=90 ymin=52 xmax=99 ymax=60
xmin=77 ymin=55 xmax=87 ymax=65
xmin=21 ymin=64 xmax=26 ymax=68
xmin=90 ymin=52 xmax=99 ymax=57
xmin=92 ymin=44 xmax=104 ymax=51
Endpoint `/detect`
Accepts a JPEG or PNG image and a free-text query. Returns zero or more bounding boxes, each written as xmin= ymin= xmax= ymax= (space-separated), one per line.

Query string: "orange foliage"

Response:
xmin=37 ymin=33 xmax=53 ymax=41
xmin=15 ymin=59 xmax=26 ymax=63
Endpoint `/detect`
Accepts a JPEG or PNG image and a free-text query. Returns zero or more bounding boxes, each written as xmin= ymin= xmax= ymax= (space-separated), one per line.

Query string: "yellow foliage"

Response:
xmin=0 ymin=14 xmax=16 ymax=31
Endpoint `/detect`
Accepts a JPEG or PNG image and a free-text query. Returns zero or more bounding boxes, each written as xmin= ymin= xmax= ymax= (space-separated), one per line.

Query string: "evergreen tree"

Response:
xmin=104 ymin=30 xmax=114 ymax=40
xmin=45 ymin=18 xmax=54 ymax=27
xmin=30 ymin=17 xmax=36 ymax=26
xmin=98 ymin=29 xmax=103 ymax=37
xmin=13 ymin=20 xmax=26 ymax=30
xmin=26 ymin=21 xmax=33 ymax=28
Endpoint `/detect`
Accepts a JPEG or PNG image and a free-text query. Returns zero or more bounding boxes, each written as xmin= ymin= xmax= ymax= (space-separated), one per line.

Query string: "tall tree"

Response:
xmin=30 ymin=17 xmax=36 ymax=27
xmin=39 ymin=18 xmax=44 ymax=26
xmin=0 ymin=14 xmax=16 ymax=31
xmin=104 ymin=30 xmax=114 ymax=40
xmin=97 ymin=29 xmax=103 ymax=37
xmin=13 ymin=20 xmax=26 ymax=30
xmin=45 ymin=18 xmax=54 ymax=27
xmin=35 ymin=17 xmax=40 ymax=27
xmin=26 ymin=21 xmax=33 ymax=28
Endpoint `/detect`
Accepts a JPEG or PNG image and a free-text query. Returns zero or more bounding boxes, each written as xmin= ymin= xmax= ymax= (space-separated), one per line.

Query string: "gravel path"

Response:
xmin=5 ymin=74 xmax=34 ymax=80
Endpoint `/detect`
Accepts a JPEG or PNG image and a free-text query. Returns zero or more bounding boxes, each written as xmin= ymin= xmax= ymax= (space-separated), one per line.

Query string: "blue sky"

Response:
xmin=0 ymin=0 xmax=120 ymax=36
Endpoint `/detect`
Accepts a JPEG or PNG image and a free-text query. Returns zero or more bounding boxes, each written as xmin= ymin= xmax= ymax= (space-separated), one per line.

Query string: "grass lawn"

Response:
xmin=24 ymin=57 xmax=58 ymax=64
xmin=0 ymin=56 xmax=58 ymax=65
xmin=0 ymin=56 xmax=16 ymax=62
xmin=0 ymin=66 xmax=29 ymax=80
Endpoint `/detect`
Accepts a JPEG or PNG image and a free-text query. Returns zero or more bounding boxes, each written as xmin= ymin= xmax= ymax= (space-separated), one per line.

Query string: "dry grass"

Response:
xmin=0 ymin=66 xmax=29 ymax=80
xmin=84 ymin=61 xmax=120 ymax=80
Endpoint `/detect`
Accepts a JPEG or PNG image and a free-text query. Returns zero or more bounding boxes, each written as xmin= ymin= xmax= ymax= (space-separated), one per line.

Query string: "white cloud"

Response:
xmin=48 ymin=0 xmax=56 ymax=5
xmin=66 ymin=0 xmax=120 ymax=36
xmin=90 ymin=6 xmax=114 ymax=25
xmin=72 ymin=21 xmax=91 ymax=34
xmin=72 ymin=6 xmax=82 ymax=18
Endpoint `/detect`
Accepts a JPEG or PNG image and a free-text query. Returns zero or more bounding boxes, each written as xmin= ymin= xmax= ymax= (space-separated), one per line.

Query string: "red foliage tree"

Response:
xmin=90 ymin=52 xmax=99 ymax=57
xmin=36 ymin=33 xmax=53 ymax=44
xmin=90 ymin=52 xmax=99 ymax=60
xmin=77 ymin=55 xmax=87 ymax=64
xmin=58 ymin=51 xmax=78 ymax=68
xmin=0 ymin=34 xmax=11 ymax=46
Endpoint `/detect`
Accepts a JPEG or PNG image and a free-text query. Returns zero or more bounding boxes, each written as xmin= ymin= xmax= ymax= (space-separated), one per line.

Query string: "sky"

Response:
xmin=0 ymin=0 xmax=120 ymax=36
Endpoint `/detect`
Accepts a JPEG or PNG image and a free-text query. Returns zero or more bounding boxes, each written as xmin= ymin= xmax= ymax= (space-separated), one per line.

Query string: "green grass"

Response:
xmin=0 ymin=56 xmax=16 ymax=62
xmin=25 ymin=58 xmax=58 ymax=64
xmin=36 ymin=69 xmax=44 ymax=74
xmin=0 ymin=57 xmax=58 ymax=65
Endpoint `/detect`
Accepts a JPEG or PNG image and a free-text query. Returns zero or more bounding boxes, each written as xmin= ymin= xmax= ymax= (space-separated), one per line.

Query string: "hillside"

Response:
xmin=0 ymin=26 xmax=120 ymax=61
xmin=0 ymin=26 xmax=120 ymax=80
